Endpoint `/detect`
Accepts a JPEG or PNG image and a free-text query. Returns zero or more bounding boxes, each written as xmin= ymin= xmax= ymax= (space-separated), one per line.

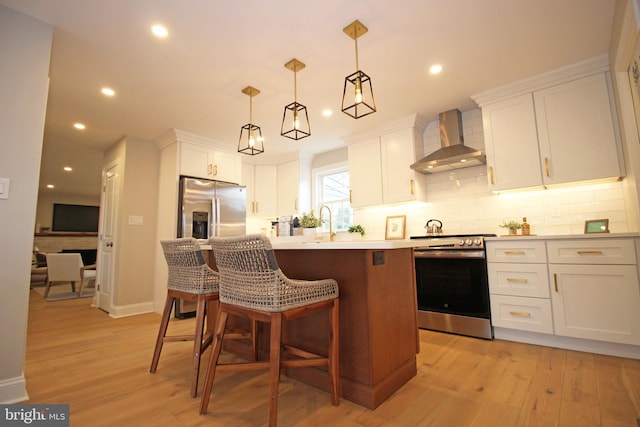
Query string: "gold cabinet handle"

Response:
xmin=509 ymin=311 xmax=532 ymax=317
xmin=489 ymin=166 xmax=495 ymax=185
xmin=295 ymin=198 xmax=298 ymax=211
xmin=554 ymin=273 xmax=558 ymax=292
xmin=410 ymin=179 xmax=415 ymax=195
xmin=349 ymin=190 xmax=353 ymax=203
xmin=251 ymin=201 xmax=255 ymax=214
xmin=213 ymin=165 xmax=218 ymax=176
xmin=545 ymin=157 xmax=550 ymax=177
xmin=208 ymin=164 xmax=213 ymax=175
xmin=577 ymin=250 xmax=603 ymax=255
xmin=506 ymin=277 xmax=528 ymax=283
xmin=504 ymin=251 xmax=525 ymax=255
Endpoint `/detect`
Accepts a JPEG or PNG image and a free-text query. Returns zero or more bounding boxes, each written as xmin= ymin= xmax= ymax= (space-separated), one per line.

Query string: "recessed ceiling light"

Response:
xmin=151 ymin=24 xmax=168 ymax=38
xmin=46 ymin=184 xmax=54 ymax=189
xmin=73 ymin=123 xmax=86 ymax=130
xmin=429 ymin=64 xmax=443 ymax=75
xmin=322 ymin=109 xmax=333 ymax=117
xmin=101 ymin=87 xmax=115 ymax=96
xmin=63 ymin=166 xmax=73 ymax=172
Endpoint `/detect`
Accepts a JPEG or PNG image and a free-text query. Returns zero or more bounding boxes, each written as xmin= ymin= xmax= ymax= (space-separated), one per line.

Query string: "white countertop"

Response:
xmin=270 ymin=238 xmax=416 ymax=250
xmin=485 ymin=232 xmax=639 ymax=241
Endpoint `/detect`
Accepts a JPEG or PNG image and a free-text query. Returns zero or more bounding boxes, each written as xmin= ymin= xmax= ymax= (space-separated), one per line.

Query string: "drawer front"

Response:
xmin=488 ymin=263 xmax=550 ymax=298
xmin=486 ymin=241 xmax=547 ymax=263
xmin=490 ymin=294 xmax=553 ymax=334
xmin=547 ymin=239 xmax=636 ymax=265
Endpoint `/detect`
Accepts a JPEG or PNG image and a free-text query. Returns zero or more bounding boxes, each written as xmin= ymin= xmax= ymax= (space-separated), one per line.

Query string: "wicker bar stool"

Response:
xmin=150 ymin=238 xmax=219 ymax=398
xmin=200 ymin=234 xmax=339 ymax=426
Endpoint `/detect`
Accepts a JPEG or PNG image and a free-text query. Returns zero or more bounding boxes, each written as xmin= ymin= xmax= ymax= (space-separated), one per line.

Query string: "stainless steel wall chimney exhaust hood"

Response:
xmin=410 ymin=109 xmax=486 ymax=174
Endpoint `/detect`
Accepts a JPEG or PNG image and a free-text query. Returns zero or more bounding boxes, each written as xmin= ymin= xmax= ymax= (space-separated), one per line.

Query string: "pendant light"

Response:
xmin=341 ymin=19 xmax=376 ymax=119
xmin=238 ymin=86 xmax=264 ymax=156
xmin=281 ymin=58 xmax=310 ymax=140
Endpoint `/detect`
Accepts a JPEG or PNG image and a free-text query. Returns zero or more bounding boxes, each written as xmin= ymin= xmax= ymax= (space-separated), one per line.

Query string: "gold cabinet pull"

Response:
xmin=208 ymin=164 xmax=213 ymax=175
xmin=509 ymin=311 xmax=532 ymax=317
xmin=504 ymin=251 xmax=525 ymax=255
xmin=251 ymin=201 xmax=255 ymax=213
xmin=554 ymin=273 xmax=558 ymax=292
xmin=489 ymin=166 xmax=495 ymax=185
xmin=506 ymin=277 xmax=528 ymax=283
xmin=349 ymin=189 xmax=353 ymax=203
xmin=577 ymin=250 xmax=603 ymax=255
xmin=545 ymin=157 xmax=550 ymax=177
xmin=213 ymin=165 xmax=218 ymax=176
xmin=294 ymin=198 xmax=298 ymax=211
xmin=410 ymin=179 xmax=415 ymax=195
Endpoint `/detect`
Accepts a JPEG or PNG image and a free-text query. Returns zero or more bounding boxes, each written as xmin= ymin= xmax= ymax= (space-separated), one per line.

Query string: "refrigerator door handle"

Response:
xmin=213 ymin=197 xmax=221 ymax=237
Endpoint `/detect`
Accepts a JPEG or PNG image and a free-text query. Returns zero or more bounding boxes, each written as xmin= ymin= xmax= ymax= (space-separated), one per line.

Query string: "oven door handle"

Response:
xmin=414 ymin=250 xmax=486 ymax=259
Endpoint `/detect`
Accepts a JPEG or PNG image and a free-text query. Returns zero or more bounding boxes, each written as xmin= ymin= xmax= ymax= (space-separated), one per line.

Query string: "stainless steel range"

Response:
xmin=411 ymin=234 xmax=495 ymax=339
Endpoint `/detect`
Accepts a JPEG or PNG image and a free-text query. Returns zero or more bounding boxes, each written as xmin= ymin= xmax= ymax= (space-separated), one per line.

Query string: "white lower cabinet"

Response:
xmin=548 ymin=239 xmax=640 ymax=345
xmin=488 ymin=237 xmax=640 ymax=348
xmin=487 ymin=241 xmax=552 ymax=334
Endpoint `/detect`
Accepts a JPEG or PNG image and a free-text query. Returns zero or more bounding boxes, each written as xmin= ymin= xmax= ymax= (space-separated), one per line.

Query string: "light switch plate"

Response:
xmin=128 ymin=215 xmax=143 ymax=225
xmin=0 ymin=177 xmax=9 ymax=199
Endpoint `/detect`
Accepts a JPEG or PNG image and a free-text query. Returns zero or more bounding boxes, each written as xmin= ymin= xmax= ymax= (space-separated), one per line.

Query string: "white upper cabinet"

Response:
xmin=534 ymin=73 xmax=621 ymax=185
xmin=180 ymin=141 xmax=242 ymax=184
xmin=242 ymin=164 xmax=277 ymax=217
xmin=474 ymin=57 xmax=623 ymax=192
xmin=348 ymin=115 xmax=427 ymax=208
xmin=348 ymin=137 xmax=383 ymax=208
xmin=277 ymin=160 xmax=300 ymax=216
xmin=482 ymin=94 xmax=542 ymax=191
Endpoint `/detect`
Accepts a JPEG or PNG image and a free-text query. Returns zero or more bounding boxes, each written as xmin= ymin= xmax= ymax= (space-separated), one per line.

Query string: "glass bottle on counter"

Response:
xmin=521 ymin=217 xmax=530 ymax=236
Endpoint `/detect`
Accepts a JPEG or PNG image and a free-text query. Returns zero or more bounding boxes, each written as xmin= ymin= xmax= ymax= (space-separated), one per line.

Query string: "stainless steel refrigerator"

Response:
xmin=175 ymin=175 xmax=246 ymax=317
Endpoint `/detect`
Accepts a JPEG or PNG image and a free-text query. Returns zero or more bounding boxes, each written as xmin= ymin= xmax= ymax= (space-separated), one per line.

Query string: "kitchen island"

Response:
xmin=206 ymin=239 xmax=419 ymax=409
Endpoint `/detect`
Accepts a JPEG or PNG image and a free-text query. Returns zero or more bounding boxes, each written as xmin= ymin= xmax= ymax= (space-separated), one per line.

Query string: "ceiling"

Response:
xmin=0 ymin=0 xmax=619 ymax=197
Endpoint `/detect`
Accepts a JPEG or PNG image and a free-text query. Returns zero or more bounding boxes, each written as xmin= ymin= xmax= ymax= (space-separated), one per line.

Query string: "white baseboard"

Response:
xmin=494 ymin=327 xmax=640 ymax=359
xmin=109 ymin=301 xmax=155 ymax=318
xmin=0 ymin=375 xmax=28 ymax=404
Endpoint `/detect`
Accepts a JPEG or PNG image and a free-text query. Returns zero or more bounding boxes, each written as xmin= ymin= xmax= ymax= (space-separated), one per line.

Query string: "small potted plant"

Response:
xmin=300 ymin=210 xmax=322 ymax=237
xmin=348 ymin=224 xmax=366 ymax=239
xmin=499 ymin=220 xmax=522 ymax=235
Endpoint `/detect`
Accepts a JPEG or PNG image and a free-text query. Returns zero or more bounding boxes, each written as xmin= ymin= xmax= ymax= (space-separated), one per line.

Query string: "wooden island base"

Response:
xmin=208 ymin=245 xmax=419 ymax=410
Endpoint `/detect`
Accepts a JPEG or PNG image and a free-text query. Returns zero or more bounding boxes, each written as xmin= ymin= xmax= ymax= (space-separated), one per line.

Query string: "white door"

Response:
xmin=97 ymin=161 xmax=119 ymax=313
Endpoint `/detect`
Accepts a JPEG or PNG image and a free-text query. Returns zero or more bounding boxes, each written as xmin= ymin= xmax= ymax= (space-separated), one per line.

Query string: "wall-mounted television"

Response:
xmin=51 ymin=204 xmax=100 ymax=232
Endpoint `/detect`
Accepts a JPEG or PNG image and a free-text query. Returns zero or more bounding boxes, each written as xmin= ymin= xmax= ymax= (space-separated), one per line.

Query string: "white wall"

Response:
xmin=0 ymin=5 xmax=52 ymax=403
xmin=354 ymin=109 xmax=630 ymax=239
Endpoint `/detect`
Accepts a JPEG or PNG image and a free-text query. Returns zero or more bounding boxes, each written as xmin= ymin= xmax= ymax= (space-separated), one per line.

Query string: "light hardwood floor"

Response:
xmin=24 ymin=290 xmax=640 ymax=426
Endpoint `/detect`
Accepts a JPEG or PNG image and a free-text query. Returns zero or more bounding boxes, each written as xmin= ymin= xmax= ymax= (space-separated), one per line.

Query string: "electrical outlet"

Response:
xmin=0 ymin=177 xmax=9 ymax=199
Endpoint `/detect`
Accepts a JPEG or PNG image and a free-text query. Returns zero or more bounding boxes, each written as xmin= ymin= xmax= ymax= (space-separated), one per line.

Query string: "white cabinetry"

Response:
xmin=277 ymin=160 xmax=300 ymax=215
xmin=180 ymin=142 xmax=242 ymax=184
xmin=475 ymin=60 xmax=622 ymax=192
xmin=547 ymin=239 xmax=640 ymax=345
xmin=241 ymin=164 xmax=277 ymax=217
xmin=348 ymin=117 xmax=427 ymax=208
xmin=487 ymin=241 xmax=553 ymax=334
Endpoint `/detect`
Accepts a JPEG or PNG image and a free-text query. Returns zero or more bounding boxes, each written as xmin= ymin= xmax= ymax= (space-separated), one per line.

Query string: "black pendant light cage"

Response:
xmin=238 ymin=123 xmax=264 ymax=156
xmin=238 ymin=86 xmax=264 ymax=156
xmin=281 ymin=101 xmax=310 ymax=140
xmin=341 ymin=20 xmax=376 ymax=119
xmin=281 ymin=58 xmax=311 ymax=140
xmin=342 ymin=70 xmax=376 ymax=119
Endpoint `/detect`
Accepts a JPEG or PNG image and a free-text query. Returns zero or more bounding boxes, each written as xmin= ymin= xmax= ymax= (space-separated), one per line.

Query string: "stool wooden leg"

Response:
xmin=150 ymin=295 xmax=174 ymax=373
xmin=328 ymin=299 xmax=340 ymax=406
xmin=200 ymin=309 xmax=228 ymax=415
xmin=268 ymin=313 xmax=282 ymax=427
xmin=190 ymin=295 xmax=207 ymax=398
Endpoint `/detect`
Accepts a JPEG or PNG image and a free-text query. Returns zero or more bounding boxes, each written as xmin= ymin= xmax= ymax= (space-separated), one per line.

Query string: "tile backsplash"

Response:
xmin=354 ymin=109 xmax=629 ymax=239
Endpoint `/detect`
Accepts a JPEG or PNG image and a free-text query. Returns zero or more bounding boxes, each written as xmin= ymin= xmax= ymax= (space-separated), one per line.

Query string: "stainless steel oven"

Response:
xmin=411 ymin=235 xmax=494 ymax=339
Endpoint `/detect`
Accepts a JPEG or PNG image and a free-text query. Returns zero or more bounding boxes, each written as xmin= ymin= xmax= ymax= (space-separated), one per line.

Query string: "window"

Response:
xmin=314 ymin=164 xmax=353 ymax=232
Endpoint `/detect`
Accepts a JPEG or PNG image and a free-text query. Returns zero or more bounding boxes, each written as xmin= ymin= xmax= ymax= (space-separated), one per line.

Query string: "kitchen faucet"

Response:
xmin=319 ymin=205 xmax=335 ymax=242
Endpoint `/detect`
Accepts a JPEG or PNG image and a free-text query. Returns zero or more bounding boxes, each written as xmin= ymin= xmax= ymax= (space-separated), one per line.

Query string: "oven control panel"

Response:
xmin=412 ymin=235 xmax=487 ymax=250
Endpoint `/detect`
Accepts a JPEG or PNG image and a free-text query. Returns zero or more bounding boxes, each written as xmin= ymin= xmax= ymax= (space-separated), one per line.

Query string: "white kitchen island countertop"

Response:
xmin=270 ymin=238 xmax=416 ymax=250
xmin=485 ymin=232 xmax=639 ymax=241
